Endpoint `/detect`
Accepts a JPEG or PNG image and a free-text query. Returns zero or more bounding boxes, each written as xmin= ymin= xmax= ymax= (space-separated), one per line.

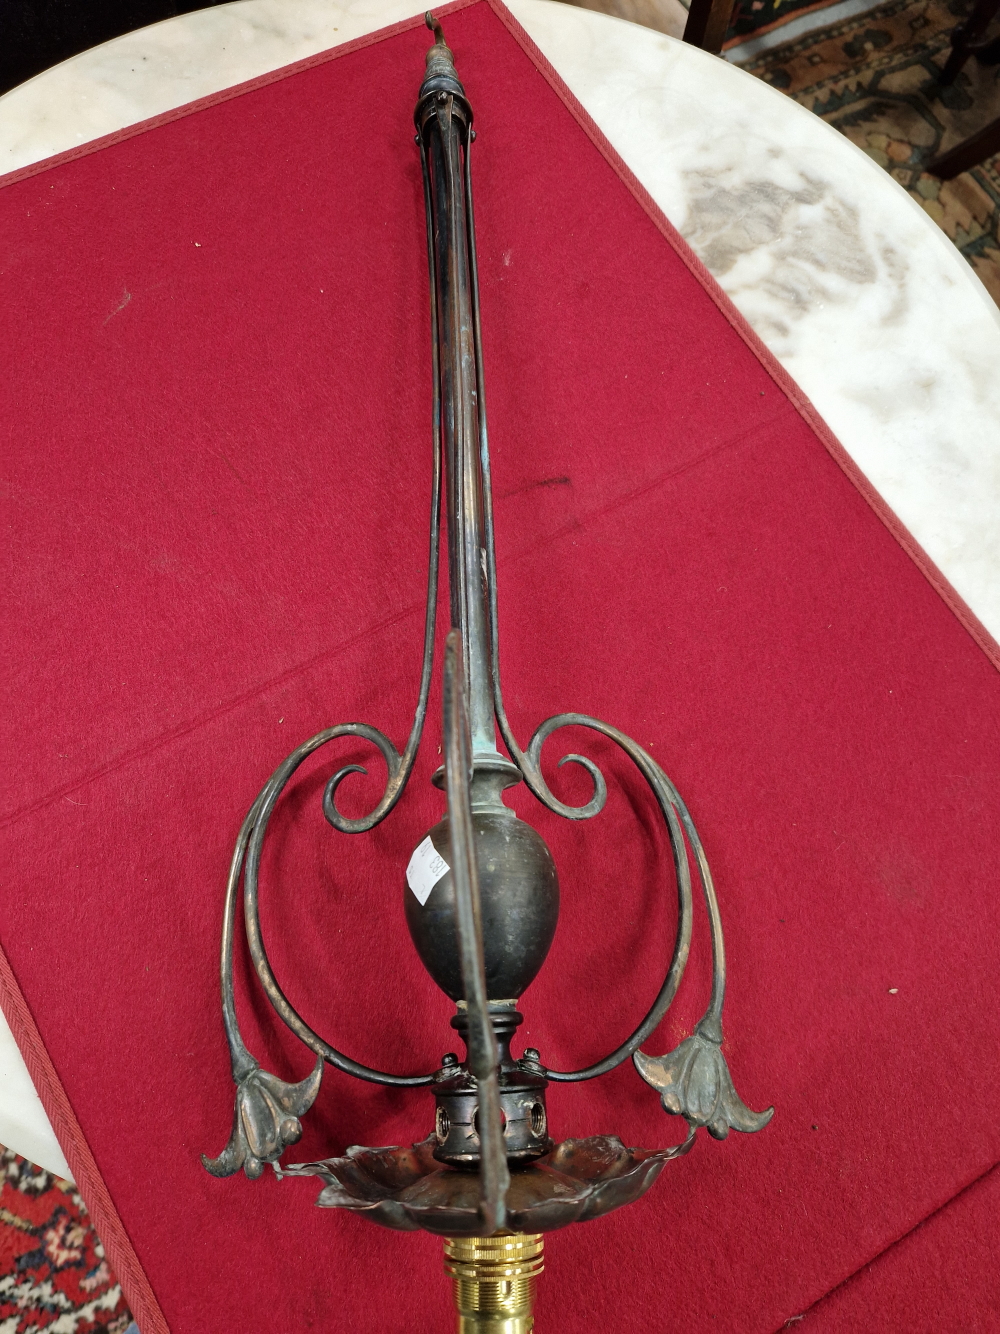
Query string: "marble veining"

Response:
xmin=509 ymin=1 xmax=1000 ymax=639
xmin=681 ymin=172 xmax=882 ymax=335
xmin=1 ymin=0 xmax=999 ymax=1177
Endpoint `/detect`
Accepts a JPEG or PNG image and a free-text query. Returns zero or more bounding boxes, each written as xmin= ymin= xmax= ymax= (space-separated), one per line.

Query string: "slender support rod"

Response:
xmin=416 ymin=21 xmax=504 ymax=764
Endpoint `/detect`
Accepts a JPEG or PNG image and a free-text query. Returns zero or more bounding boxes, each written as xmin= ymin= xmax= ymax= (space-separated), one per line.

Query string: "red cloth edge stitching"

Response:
xmin=0 ymin=945 xmax=170 ymax=1334
xmin=0 ymin=10 xmax=485 ymax=1326
xmin=0 ymin=0 xmax=478 ymax=194
xmin=1 ymin=5 xmax=998 ymax=1327
xmin=484 ymin=0 xmax=1000 ymax=679
xmin=0 ymin=602 xmax=422 ymax=837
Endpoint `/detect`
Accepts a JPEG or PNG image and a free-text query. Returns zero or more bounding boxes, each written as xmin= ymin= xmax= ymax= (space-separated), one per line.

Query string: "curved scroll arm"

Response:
xmin=321 ymin=162 xmax=443 ymax=833
xmin=204 ymin=188 xmax=444 ymax=1174
xmin=443 ymin=628 xmax=509 ymax=1232
xmin=472 ymin=229 xmax=698 ymax=1076
xmin=240 ymin=726 xmax=437 ymax=1087
xmin=202 ymin=728 xmax=439 ymax=1182
xmin=466 ymin=141 xmax=604 ymax=825
xmin=524 ymin=716 xmax=694 ymax=1083
xmin=470 ymin=231 xmax=770 ymax=1117
xmin=479 ymin=710 xmax=772 ymax=1132
xmin=633 ymin=770 xmax=774 ymax=1138
xmin=466 ymin=104 xmax=696 ymax=1085
xmin=201 ymin=778 xmax=325 ymax=1178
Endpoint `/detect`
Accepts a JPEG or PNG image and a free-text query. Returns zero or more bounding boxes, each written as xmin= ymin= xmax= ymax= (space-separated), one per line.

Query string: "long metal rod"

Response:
xmin=203 ymin=13 xmax=772 ymax=1183
xmin=427 ymin=18 xmax=702 ymax=1081
xmin=442 ymin=630 xmax=508 ymax=1231
xmin=417 ymin=21 xmax=501 ymax=763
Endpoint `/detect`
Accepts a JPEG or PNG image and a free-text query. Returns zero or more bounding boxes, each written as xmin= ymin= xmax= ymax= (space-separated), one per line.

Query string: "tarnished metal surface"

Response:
xmin=631 ymin=785 xmax=774 ymax=1137
xmin=432 ymin=1009 xmax=551 ymax=1166
xmin=281 ymin=1131 xmax=693 ymax=1235
xmin=634 ymin=1024 xmax=773 ymax=1140
xmin=441 ymin=630 xmax=509 ymax=1233
xmin=202 ymin=1059 xmax=322 ymax=1180
xmin=202 ymin=11 xmax=772 ymax=1233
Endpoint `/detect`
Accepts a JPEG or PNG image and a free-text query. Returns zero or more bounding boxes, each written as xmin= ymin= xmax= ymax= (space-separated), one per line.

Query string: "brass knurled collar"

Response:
xmin=444 ymin=1233 xmax=544 ymax=1332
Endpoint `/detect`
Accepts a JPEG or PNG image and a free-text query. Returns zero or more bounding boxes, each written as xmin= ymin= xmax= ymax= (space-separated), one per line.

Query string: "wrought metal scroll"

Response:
xmin=202 ymin=12 xmax=772 ymax=1188
xmin=458 ymin=11 xmax=773 ymax=1130
xmin=201 ymin=719 xmax=439 ymax=1180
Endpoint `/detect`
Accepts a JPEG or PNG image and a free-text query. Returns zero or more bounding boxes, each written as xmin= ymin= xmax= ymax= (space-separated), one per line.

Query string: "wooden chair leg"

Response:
xmin=926 ymin=114 xmax=1000 ymax=176
xmin=939 ymin=0 xmax=1000 ymax=84
xmin=683 ymin=0 xmax=737 ymax=54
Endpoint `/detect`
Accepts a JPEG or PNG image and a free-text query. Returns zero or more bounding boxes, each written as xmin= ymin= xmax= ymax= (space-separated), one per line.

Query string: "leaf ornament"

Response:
xmin=202 ymin=1057 xmax=324 ymax=1179
xmin=634 ymin=1022 xmax=773 ymax=1141
xmin=281 ymin=1133 xmax=692 ymax=1235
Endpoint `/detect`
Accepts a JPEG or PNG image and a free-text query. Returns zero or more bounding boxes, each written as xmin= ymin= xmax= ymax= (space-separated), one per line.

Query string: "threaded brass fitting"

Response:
xmin=443 ymin=1232 xmax=544 ymax=1333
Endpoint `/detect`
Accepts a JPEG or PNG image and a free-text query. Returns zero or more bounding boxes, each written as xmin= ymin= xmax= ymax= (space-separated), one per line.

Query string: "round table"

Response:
xmin=2 ymin=0 xmax=999 ymax=1182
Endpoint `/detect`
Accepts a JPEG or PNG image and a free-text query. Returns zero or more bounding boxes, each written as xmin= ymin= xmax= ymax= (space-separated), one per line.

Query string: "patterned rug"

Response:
xmin=0 ymin=15 xmax=995 ymax=1332
xmin=726 ymin=0 xmax=847 ymax=46
xmin=740 ymin=0 xmax=1000 ymax=303
xmin=562 ymin=0 xmax=852 ymax=44
xmin=0 ymin=1148 xmax=134 ymax=1333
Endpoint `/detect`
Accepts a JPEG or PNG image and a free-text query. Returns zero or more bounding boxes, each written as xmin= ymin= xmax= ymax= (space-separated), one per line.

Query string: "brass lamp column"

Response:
xmin=445 ymin=1233 xmax=544 ymax=1333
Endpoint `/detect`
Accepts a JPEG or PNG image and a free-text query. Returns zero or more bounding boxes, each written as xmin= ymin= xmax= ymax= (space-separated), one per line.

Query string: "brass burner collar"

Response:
xmin=444 ymin=1232 xmax=544 ymax=1333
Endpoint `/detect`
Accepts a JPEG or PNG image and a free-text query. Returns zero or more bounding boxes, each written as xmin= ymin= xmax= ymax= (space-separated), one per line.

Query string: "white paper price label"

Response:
xmin=406 ymin=835 xmax=450 ymax=906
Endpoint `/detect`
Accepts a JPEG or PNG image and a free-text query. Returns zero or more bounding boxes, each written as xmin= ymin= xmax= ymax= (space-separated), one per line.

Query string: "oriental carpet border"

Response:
xmin=1 ymin=2 xmax=999 ymax=1330
xmin=725 ymin=0 xmax=854 ymax=47
xmin=739 ymin=0 xmax=1000 ymax=305
xmin=562 ymin=0 xmax=856 ymax=51
xmin=0 ymin=1144 xmax=134 ymax=1333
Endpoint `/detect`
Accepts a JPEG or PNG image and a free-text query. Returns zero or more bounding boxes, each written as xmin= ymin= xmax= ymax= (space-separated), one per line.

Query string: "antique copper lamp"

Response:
xmin=202 ymin=17 xmax=773 ymax=1329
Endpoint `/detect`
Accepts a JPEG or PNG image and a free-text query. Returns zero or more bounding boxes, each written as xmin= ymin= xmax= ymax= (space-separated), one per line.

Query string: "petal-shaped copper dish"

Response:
xmin=282 ymin=1132 xmax=694 ymax=1235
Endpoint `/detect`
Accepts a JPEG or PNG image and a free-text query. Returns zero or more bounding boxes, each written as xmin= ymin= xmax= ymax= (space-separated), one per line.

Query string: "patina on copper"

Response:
xmin=280 ymin=1131 xmax=695 ymax=1235
xmin=202 ymin=13 xmax=773 ymax=1317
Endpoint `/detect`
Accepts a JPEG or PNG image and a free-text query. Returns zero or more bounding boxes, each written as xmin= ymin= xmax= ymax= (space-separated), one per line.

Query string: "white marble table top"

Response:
xmin=2 ymin=0 xmax=999 ymax=1182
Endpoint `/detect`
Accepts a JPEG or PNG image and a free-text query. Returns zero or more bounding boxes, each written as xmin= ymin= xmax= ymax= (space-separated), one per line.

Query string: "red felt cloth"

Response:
xmin=2 ymin=3 xmax=999 ymax=1330
xmin=801 ymin=1164 xmax=1000 ymax=1330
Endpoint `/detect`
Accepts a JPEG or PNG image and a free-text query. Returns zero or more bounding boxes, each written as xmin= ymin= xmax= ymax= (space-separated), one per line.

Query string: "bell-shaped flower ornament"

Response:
xmin=201 ymin=15 xmax=773 ymax=1331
